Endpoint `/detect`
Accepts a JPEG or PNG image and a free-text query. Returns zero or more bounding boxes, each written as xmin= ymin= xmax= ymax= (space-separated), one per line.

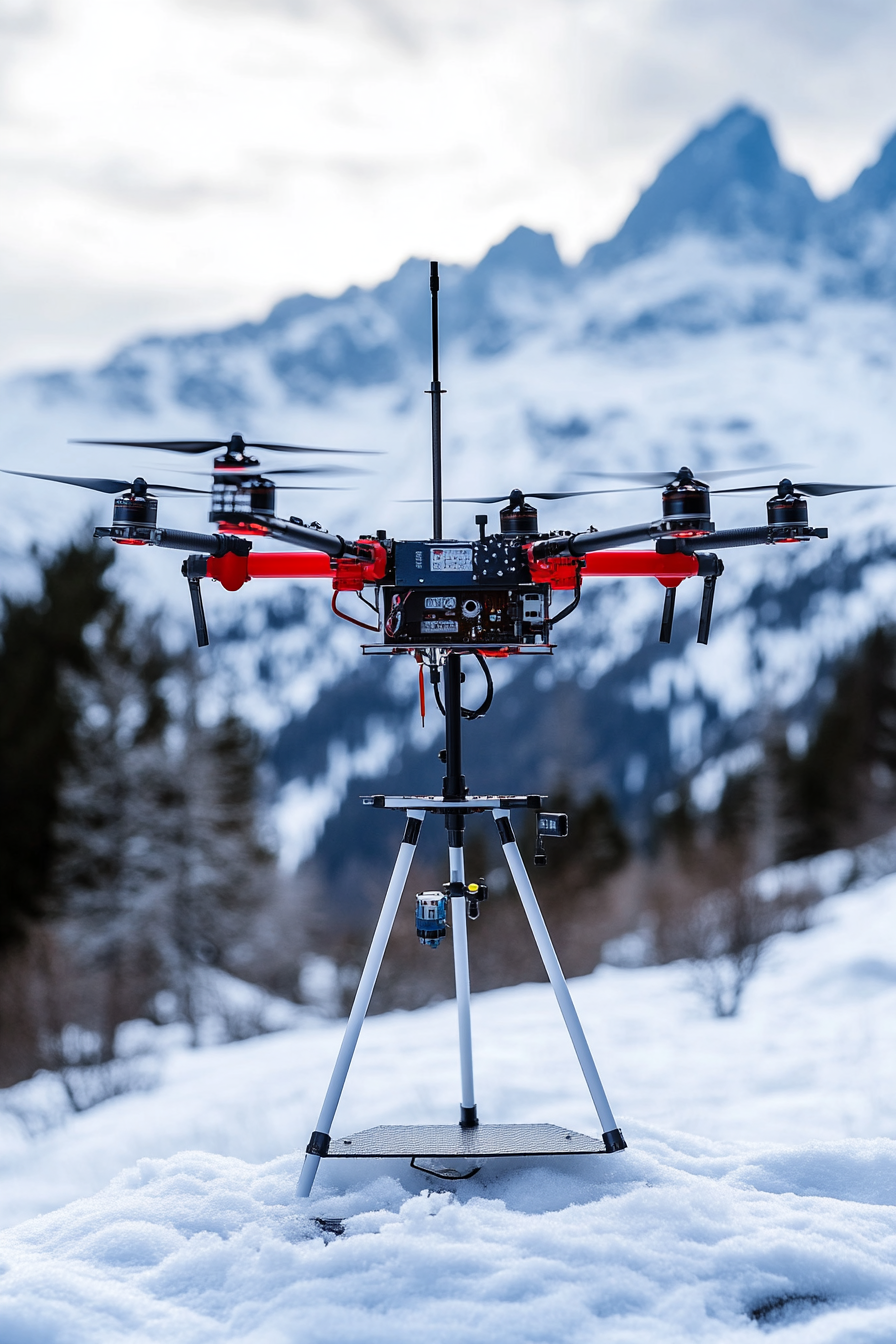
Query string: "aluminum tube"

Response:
xmin=449 ymin=845 xmax=476 ymax=1112
xmin=495 ymin=811 xmax=619 ymax=1135
xmin=296 ymin=811 xmax=425 ymax=1198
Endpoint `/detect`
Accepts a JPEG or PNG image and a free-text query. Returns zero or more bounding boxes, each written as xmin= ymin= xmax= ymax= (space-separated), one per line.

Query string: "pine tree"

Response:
xmin=53 ymin=601 xmax=274 ymax=1045
xmin=0 ymin=538 xmax=114 ymax=946
xmin=0 ymin=534 xmax=276 ymax=1080
xmin=788 ymin=626 xmax=896 ymax=855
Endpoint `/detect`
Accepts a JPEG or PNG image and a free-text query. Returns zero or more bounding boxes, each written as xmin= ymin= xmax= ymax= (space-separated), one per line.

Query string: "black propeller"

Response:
xmin=4 ymin=470 xmax=207 ymax=497
xmin=575 ymin=464 xmax=801 ymax=489
xmin=176 ymin=465 xmax=366 ymax=478
xmin=400 ymin=488 xmax=606 ymax=503
xmin=450 ymin=488 xmax=608 ymax=503
xmin=263 ymin=466 xmax=369 ymax=478
xmin=716 ymin=478 xmax=895 ymax=498
xmin=69 ymin=433 xmax=377 ymax=456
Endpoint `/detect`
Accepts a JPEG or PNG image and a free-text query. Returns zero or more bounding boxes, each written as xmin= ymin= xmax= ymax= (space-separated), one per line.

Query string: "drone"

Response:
xmin=9 ymin=263 xmax=891 ymax=1197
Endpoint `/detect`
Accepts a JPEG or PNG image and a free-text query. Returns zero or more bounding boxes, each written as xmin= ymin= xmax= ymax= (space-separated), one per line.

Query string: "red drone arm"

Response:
xmin=530 ymin=548 xmax=698 ymax=589
xmin=204 ymin=544 xmax=698 ymax=593
xmin=204 ymin=542 xmax=389 ymax=592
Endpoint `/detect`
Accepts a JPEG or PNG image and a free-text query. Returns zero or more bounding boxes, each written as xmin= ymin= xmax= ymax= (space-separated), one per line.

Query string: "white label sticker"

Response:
xmin=430 ymin=547 xmax=473 ymax=572
xmin=421 ymin=620 xmax=459 ymax=634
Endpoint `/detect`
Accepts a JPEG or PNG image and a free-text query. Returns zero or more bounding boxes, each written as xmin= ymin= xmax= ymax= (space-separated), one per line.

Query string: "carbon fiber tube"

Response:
xmin=656 ymin=527 xmax=773 ymax=554
xmin=154 ymin=529 xmax=251 ymax=557
xmin=531 ymin=522 xmax=656 ymax=560
xmin=252 ymin=515 xmax=369 ymax=559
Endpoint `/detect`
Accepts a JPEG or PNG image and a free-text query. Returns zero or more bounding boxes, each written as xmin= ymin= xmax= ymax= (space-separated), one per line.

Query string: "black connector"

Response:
xmin=602 ymin=1128 xmax=627 ymax=1152
xmin=305 ymin=1130 xmax=331 ymax=1157
xmin=495 ymin=816 xmax=515 ymax=845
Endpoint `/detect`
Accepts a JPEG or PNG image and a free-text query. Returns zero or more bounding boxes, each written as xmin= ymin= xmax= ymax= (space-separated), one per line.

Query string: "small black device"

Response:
xmin=382 ymin=582 xmax=549 ymax=648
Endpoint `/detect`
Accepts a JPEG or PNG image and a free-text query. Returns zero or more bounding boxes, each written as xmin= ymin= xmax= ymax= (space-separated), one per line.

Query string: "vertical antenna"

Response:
xmin=429 ymin=260 xmax=443 ymax=541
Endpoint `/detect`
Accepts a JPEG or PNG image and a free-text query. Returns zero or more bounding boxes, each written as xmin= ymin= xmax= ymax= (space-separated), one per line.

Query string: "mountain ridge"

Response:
xmin=11 ymin=102 xmax=896 ymax=414
xmin=3 ymin=104 xmax=896 ymax=894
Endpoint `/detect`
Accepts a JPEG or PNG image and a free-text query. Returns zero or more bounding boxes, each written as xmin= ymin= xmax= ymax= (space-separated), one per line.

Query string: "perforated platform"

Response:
xmin=327 ymin=1123 xmax=608 ymax=1157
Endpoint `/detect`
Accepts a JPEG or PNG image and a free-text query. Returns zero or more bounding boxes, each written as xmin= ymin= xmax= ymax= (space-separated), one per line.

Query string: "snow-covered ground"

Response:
xmin=2 ymin=873 xmax=896 ymax=1340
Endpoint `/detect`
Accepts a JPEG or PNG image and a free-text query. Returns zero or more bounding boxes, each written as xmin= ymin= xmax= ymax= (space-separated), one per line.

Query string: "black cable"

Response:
xmin=432 ymin=665 xmax=446 ymax=717
xmin=462 ymin=652 xmax=494 ymax=720
xmin=429 ymin=653 xmax=494 ymax=720
xmin=548 ymin=574 xmax=582 ymax=628
xmin=358 ymin=587 xmax=380 ymax=620
xmin=431 ymin=652 xmax=493 ymax=720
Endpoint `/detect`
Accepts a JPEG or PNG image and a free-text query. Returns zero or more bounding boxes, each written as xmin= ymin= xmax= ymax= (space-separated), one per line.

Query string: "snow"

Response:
xmin=2 ymin=873 xmax=896 ymax=1339
xmin=2 ymin=1136 xmax=896 ymax=1343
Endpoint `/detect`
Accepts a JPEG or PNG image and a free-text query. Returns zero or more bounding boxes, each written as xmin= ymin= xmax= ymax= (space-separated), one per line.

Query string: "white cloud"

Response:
xmin=0 ymin=0 xmax=895 ymax=371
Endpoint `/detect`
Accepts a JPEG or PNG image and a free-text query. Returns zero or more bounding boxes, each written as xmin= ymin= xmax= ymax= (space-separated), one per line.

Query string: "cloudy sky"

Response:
xmin=2 ymin=0 xmax=896 ymax=371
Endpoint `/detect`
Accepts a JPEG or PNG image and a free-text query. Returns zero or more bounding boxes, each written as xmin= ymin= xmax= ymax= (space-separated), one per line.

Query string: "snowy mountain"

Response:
xmin=2 ymin=866 xmax=896 ymax=1338
xmin=3 ymin=104 xmax=896 ymax=888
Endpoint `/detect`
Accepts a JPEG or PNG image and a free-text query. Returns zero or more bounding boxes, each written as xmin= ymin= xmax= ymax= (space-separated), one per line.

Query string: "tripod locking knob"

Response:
xmin=464 ymin=880 xmax=488 ymax=920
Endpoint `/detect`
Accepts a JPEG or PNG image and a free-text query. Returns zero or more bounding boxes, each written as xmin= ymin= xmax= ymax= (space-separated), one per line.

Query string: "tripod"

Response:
xmin=296 ymin=651 xmax=626 ymax=1198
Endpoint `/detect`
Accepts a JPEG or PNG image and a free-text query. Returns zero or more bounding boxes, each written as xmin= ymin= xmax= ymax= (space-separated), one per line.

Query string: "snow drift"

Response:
xmin=2 ymin=1132 xmax=896 ymax=1343
xmin=1 ymin=868 xmax=896 ymax=1339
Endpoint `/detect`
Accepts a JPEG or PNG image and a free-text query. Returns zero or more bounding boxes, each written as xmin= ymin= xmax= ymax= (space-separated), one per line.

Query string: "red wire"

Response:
xmin=330 ymin=590 xmax=380 ymax=631
xmin=415 ymin=652 xmax=426 ymax=725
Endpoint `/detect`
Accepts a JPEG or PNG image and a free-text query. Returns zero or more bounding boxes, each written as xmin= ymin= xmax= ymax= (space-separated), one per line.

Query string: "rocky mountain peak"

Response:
xmin=583 ymin=105 xmax=819 ymax=269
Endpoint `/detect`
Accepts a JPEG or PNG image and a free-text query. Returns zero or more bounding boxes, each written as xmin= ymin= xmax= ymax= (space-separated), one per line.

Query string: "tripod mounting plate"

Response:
xmin=327 ymin=1123 xmax=611 ymax=1157
xmin=361 ymin=793 xmax=545 ymax=811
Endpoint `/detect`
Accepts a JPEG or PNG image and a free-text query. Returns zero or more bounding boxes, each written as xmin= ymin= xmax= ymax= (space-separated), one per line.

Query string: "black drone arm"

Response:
xmin=95 ymin=525 xmax=252 ymax=557
xmin=251 ymin=514 xmax=372 ymax=560
xmin=156 ymin=528 xmax=252 ymax=556
xmin=531 ymin=521 xmax=656 ymax=560
xmin=656 ymin=525 xmax=829 ymax=554
xmin=532 ymin=520 xmax=830 ymax=562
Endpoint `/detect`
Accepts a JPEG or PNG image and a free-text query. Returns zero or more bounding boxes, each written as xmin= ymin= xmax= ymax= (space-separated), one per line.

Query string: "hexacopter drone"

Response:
xmin=10 ymin=263 xmax=889 ymax=1195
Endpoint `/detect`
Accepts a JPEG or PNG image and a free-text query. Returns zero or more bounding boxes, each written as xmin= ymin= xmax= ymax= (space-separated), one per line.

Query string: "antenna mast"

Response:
xmin=429 ymin=261 xmax=444 ymax=541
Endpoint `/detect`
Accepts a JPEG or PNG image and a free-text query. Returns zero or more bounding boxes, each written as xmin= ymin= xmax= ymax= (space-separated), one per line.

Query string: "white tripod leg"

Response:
xmin=296 ymin=810 xmax=426 ymax=1198
xmin=493 ymin=809 xmax=626 ymax=1151
xmin=449 ymin=843 xmax=477 ymax=1126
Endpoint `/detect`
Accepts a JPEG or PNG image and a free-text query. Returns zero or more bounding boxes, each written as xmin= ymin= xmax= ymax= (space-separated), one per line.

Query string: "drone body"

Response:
xmin=33 ymin=454 xmax=838 ymax=656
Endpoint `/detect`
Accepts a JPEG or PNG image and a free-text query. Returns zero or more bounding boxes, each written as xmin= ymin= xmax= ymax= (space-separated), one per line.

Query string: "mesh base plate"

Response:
xmin=327 ymin=1123 xmax=607 ymax=1157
